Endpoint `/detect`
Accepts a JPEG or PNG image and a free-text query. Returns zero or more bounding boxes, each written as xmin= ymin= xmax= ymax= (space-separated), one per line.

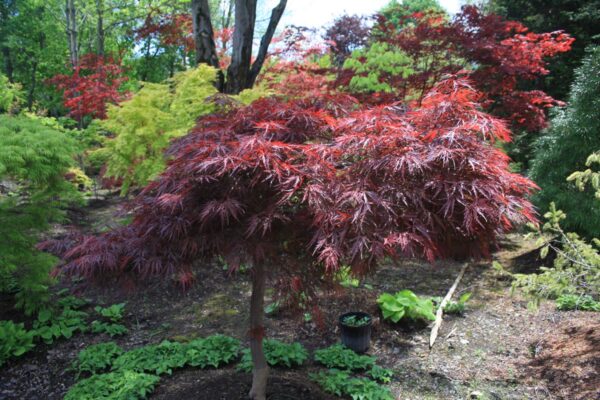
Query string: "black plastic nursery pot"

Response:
xmin=339 ymin=311 xmax=372 ymax=353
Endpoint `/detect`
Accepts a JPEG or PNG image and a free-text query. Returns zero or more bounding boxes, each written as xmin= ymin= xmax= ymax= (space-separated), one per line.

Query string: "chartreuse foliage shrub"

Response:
xmin=312 ymin=344 xmax=394 ymax=400
xmin=377 ymin=290 xmax=436 ymax=323
xmin=0 ymin=73 xmax=22 ymax=113
xmin=343 ymin=42 xmax=414 ymax=94
xmin=100 ymin=65 xmax=267 ymax=194
xmin=238 ymin=339 xmax=308 ymax=372
xmin=0 ymin=115 xmax=80 ymax=314
xmin=64 ymin=335 xmax=240 ymax=399
xmin=512 ymin=202 xmax=600 ymax=305
xmin=530 ymin=46 xmax=600 ymax=238
xmin=0 ymin=321 xmax=36 ymax=367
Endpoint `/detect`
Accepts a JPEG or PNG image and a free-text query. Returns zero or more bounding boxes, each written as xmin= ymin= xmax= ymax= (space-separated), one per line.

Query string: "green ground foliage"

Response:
xmin=530 ymin=46 xmax=600 ymax=238
xmin=64 ymin=334 xmax=240 ymax=399
xmin=377 ymin=289 xmax=436 ymax=323
xmin=312 ymin=344 xmax=394 ymax=400
xmin=238 ymin=339 xmax=308 ymax=372
xmin=0 ymin=115 xmax=81 ymax=314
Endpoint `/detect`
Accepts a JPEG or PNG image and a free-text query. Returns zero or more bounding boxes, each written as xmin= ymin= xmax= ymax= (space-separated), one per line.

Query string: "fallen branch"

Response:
xmin=429 ymin=262 xmax=469 ymax=349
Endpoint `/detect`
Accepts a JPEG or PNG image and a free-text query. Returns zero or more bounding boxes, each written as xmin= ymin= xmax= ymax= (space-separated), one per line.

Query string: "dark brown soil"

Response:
xmin=1 ymin=197 xmax=598 ymax=400
xmin=524 ymin=319 xmax=600 ymax=400
xmin=152 ymin=370 xmax=337 ymax=400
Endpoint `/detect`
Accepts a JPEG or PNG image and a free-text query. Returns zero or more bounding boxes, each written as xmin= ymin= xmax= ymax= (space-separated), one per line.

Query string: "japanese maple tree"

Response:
xmin=48 ymin=54 xmax=127 ymax=122
xmin=341 ymin=5 xmax=573 ymax=132
xmin=42 ymin=76 xmax=536 ymax=400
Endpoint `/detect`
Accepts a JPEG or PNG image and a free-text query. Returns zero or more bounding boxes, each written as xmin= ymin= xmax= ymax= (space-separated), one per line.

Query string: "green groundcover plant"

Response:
xmin=377 ymin=290 xmax=436 ymax=323
xmin=237 ymin=339 xmax=308 ymax=372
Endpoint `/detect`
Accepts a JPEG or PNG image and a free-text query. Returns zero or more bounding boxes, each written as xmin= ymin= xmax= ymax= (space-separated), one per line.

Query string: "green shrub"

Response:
xmin=530 ymin=46 xmax=600 ymax=238
xmin=377 ymin=290 xmax=436 ymax=323
xmin=63 ymin=370 xmax=159 ymax=400
xmin=310 ymin=369 xmax=394 ymax=400
xmin=512 ymin=203 xmax=599 ymax=301
xmin=238 ymin=339 xmax=308 ymax=372
xmin=0 ymin=73 xmax=22 ymax=113
xmin=74 ymin=342 xmax=124 ymax=377
xmin=0 ymin=321 xmax=36 ymax=366
xmin=0 ymin=115 xmax=80 ymax=314
xmin=555 ymin=294 xmax=600 ymax=311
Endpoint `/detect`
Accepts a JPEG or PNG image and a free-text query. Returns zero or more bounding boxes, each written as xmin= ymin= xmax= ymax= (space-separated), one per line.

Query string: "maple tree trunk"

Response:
xmin=224 ymin=0 xmax=256 ymax=94
xmin=191 ymin=0 xmax=223 ymax=90
xmin=248 ymin=263 xmax=268 ymax=400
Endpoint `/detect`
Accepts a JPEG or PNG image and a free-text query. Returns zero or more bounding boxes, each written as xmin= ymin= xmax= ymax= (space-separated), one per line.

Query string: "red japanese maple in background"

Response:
xmin=49 ymin=54 xmax=128 ymax=121
xmin=342 ymin=5 xmax=574 ymax=132
xmin=41 ymin=75 xmax=537 ymax=399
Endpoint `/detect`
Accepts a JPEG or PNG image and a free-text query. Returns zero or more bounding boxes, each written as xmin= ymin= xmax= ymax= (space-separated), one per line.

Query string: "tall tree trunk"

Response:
xmin=65 ymin=0 xmax=78 ymax=66
xmin=224 ymin=0 xmax=256 ymax=94
xmin=191 ymin=0 xmax=222 ymax=89
xmin=248 ymin=263 xmax=268 ymax=400
xmin=2 ymin=47 xmax=13 ymax=82
xmin=95 ymin=0 xmax=105 ymax=57
xmin=247 ymin=0 xmax=286 ymax=89
xmin=27 ymin=60 xmax=37 ymax=110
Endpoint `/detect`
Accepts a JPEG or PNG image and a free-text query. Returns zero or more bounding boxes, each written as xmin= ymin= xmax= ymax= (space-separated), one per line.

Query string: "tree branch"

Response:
xmin=247 ymin=0 xmax=287 ymax=88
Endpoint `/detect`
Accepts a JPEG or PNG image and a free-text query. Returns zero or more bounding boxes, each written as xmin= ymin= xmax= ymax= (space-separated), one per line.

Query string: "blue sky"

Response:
xmin=270 ymin=0 xmax=464 ymax=29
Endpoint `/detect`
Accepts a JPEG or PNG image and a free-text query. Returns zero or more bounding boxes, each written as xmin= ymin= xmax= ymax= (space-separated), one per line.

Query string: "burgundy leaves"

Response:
xmin=46 ymin=75 xmax=537 ymax=289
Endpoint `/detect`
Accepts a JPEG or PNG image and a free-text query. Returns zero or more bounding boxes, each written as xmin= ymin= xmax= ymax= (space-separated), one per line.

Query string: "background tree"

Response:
xmin=323 ymin=14 xmax=371 ymax=67
xmin=529 ymin=46 xmax=600 ymax=238
xmin=489 ymin=0 xmax=600 ymax=100
xmin=191 ymin=0 xmax=287 ymax=93
xmin=0 ymin=115 xmax=80 ymax=314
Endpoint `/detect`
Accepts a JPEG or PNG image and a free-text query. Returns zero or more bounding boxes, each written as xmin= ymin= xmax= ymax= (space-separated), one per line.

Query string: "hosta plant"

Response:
xmin=238 ymin=339 xmax=308 ymax=372
xmin=184 ymin=335 xmax=240 ymax=368
xmin=111 ymin=341 xmax=186 ymax=375
xmin=63 ymin=370 xmax=160 ymax=400
xmin=0 ymin=321 xmax=36 ymax=366
xmin=377 ymin=290 xmax=436 ymax=323
xmin=555 ymin=294 xmax=600 ymax=312
xmin=74 ymin=342 xmax=124 ymax=377
xmin=310 ymin=369 xmax=394 ymax=400
xmin=314 ymin=344 xmax=375 ymax=371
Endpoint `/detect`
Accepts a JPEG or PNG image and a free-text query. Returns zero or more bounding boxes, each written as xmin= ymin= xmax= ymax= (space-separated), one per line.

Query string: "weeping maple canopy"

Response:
xmin=43 ymin=75 xmax=536 ymax=288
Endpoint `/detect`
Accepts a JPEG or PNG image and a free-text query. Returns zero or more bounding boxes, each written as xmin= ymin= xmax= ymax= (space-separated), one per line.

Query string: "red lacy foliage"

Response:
xmin=346 ymin=5 xmax=573 ymax=131
xmin=259 ymin=26 xmax=334 ymax=99
xmin=48 ymin=54 xmax=128 ymax=121
xmin=40 ymin=76 xmax=536 ymax=291
xmin=136 ymin=9 xmax=194 ymax=52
